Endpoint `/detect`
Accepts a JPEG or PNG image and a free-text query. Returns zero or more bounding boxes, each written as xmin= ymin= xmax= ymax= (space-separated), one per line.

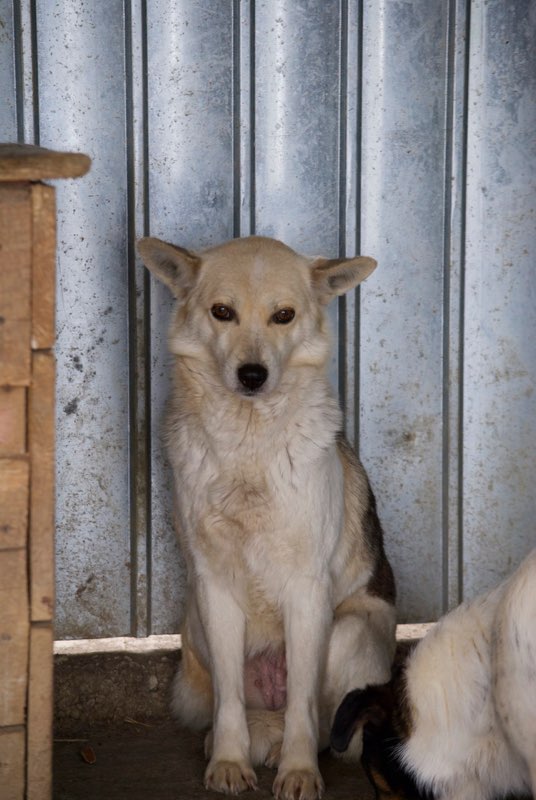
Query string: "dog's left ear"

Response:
xmin=311 ymin=255 xmax=377 ymax=305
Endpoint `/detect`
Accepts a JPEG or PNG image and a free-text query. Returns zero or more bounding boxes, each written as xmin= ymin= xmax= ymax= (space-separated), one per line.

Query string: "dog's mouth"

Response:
xmin=236 ymin=363 xmax=269 ymax=396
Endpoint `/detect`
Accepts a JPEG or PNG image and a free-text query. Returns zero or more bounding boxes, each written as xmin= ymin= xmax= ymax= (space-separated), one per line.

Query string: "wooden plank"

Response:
xmin=31 ymin=184 xmax=56 ymax=350
xmin=27 ymin=625 xmax=53 ymax=800
xmin=0 ymin=549 xmax=29 ymax=726
xmin=28 ymin=352 xmax=55 ymax=621
xmin=0 ymin=728 xmax=25 ymax=800
xmin=0 ymin=185 xmax=32 ymax=386
xmin=0 ymin=185 xmax=32 ymax=319
xmin=0 ymin=387 xmax=26 ymax=455
xmin=0 ymin=144 xmax=90 ymax=182
xmin=0 ymin=459 xmax=29 ymax=550
xmin=0 ymin=321 xmax=31 ymax=386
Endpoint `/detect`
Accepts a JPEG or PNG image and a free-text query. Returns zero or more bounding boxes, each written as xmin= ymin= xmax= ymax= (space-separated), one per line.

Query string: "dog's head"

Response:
xmin=330 ymin=680 xmax=432 ymax=800
xmin=137 ymin=235 xmax=376 ymax=398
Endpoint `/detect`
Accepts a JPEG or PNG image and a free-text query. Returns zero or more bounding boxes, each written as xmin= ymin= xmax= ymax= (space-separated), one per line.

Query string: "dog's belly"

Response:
xmin=244 ymin=647 xmax=287 ymax=711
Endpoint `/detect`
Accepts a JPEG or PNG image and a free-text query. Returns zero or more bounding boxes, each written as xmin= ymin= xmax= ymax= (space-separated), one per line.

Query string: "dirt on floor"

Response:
xmin=53 ymin=719 xmax=374 ymax=800
xmin=54 ymin=649 xmax=181 ymax=733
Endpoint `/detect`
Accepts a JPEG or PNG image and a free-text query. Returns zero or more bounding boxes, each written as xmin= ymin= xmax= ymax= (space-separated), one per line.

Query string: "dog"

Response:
xmin=331 ymin=548 xmax=536 ymax=800
xmin=137 ymin=234 xmax=396 ymax=800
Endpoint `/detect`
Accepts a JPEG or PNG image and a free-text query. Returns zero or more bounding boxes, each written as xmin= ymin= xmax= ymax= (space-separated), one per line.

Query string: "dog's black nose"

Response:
xmin=237 ymin=363 xmax=268 ymax=392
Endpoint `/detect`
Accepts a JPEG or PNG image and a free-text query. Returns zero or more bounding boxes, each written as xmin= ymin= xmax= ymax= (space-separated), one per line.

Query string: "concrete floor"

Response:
xmin=51 ymin=630 xmax=534 ymax=800
xmin=53 ymin=720 xmax=373 ymax=800
xmin=52 ymin=632 xmax=430 ymax=800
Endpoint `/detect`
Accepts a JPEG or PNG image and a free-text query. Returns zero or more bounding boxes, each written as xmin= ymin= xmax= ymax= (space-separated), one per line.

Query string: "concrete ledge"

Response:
xmin=54 ymin=634 xmax=182 ymax=656
xmin=54 ymin=624 xmax=433 ymax=656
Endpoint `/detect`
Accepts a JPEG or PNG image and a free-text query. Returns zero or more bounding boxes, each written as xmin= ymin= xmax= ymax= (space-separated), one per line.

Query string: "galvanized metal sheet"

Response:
xmin=463 ymin=0 xmax=536 ymax=597
xmin=254 ymin=0 xmax=340 ymax=252
xmin=0 ymin=1 xmax=17 ymax=141
xmin=1 ymin=0 xmax=535 ymax=636
xmin=36 ymin=0 xmax=132 ymax=637
xmin=359 ymin=0 xmax=449 ymax=620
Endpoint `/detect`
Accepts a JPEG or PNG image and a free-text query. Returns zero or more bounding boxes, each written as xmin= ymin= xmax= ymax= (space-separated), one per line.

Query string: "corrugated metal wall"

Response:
xmin=1 ymin=0 xmax=534 ymax=638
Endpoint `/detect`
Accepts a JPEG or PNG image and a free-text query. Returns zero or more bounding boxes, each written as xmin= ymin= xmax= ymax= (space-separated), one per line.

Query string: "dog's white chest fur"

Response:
xmin=171 ymin=386 xmax=344 ymax=586
xmin=168 ymin=384 xmax=345 ymax=654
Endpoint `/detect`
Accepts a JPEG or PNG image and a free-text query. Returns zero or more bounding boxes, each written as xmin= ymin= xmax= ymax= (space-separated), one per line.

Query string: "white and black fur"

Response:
xmin=331 ymin=548 xmax=536 ymax=800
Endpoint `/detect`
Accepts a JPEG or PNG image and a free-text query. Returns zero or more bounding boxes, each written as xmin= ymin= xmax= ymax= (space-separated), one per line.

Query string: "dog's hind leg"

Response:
xmin=321 ymin=594 xmax=396 ymax=759
xmin=205 ymin=710 xmax=285 ymax=769
xmin=248 ymin=709 xmax=285 ymax=768
xmin=171 ymin=629 xmax=213 ymax=731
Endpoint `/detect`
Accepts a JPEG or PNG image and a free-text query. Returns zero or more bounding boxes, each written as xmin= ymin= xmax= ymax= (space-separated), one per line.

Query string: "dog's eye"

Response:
xmin=211 ymin=304 xmax=236 ymax=322
xmin=272 ymin=308 xmax=295 ymax=325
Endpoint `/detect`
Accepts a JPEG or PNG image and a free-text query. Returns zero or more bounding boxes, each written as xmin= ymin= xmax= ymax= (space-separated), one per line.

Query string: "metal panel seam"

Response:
xmin=233 ymin=0 xmax=255 ymax=238
xmin=338 ymin=0 xmax=349 ymax=422
xmin=125 ymin=0 xmax=152 ymax=636
xmin=441 ymin=0 xmax=470 ymax=613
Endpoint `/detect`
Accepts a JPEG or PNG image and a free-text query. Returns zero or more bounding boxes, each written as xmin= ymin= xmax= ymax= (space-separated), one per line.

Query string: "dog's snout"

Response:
xmin=237 ymin=363 xmax=268 ymax=392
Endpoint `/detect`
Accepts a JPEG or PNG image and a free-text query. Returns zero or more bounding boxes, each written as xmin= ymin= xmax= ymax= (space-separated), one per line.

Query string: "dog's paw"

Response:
xmin=204 ymin=759 xmax=258 ymax=795
xmin=272 ymin=767 xmax=324 ymax=800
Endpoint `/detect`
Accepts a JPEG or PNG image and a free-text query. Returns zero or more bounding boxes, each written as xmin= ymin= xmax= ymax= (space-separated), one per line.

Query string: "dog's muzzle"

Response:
xmin=237 ymin=363 xmax=268 ymax=393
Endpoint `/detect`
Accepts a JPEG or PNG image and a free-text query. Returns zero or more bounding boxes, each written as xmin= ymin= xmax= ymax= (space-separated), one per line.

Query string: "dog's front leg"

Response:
xmin=273 ymin=577 xmax=329 ymax=800
xmin=197 ymin=577 xmax=257 ymax=794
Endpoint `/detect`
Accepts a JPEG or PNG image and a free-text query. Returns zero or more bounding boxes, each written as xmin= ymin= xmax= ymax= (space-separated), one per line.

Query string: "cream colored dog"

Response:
xmin=138 ymin=235 xmax=396 ymax=800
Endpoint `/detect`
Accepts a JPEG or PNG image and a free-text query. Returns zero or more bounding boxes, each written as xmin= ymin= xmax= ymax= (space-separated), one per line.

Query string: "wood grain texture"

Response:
xmin=0 ymin=458 xmax=29 ymax=550
xmin=0 ymin=144 xmax=90 ymax=181
xmin=0 ymin=549 xmax=29 ymax=727
xmin=0 ymin=185 xmax=31 ymax=385
xmin=31 ymin=184 xmax=56 ymax=350
xmin=28 ymin=351 xmax=55 ymax=622
xmin=0 ymin=387 xmax=26 ymax=455
xmin=27 ymin=624 xmax=54 ymax=800
xmin=0 ymin=727 xmax=25 ymax=800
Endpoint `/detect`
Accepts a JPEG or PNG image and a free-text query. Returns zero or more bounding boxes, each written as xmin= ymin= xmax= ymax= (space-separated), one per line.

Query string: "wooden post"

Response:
xmin=0 ymin=144 xmax=90 ymax=800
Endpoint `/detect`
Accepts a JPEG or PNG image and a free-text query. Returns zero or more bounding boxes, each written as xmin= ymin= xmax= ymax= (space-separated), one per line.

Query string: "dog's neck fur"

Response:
xmin=169 ymin=355 xmax=343 ymax=454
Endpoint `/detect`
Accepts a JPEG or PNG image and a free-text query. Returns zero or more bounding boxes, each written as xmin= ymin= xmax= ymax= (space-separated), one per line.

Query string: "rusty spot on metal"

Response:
xmin=75 ymin=573 xmax=96 ymax=600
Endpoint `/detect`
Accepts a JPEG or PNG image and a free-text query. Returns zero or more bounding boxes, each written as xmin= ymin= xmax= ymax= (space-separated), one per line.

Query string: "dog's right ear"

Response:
xmin=330 ymin=684 xmax=390 ymax=754
xmin=137 ymin=237 xmax=200 ymax=298
xmin=310 ymin=255 xmax=377 ymax=305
